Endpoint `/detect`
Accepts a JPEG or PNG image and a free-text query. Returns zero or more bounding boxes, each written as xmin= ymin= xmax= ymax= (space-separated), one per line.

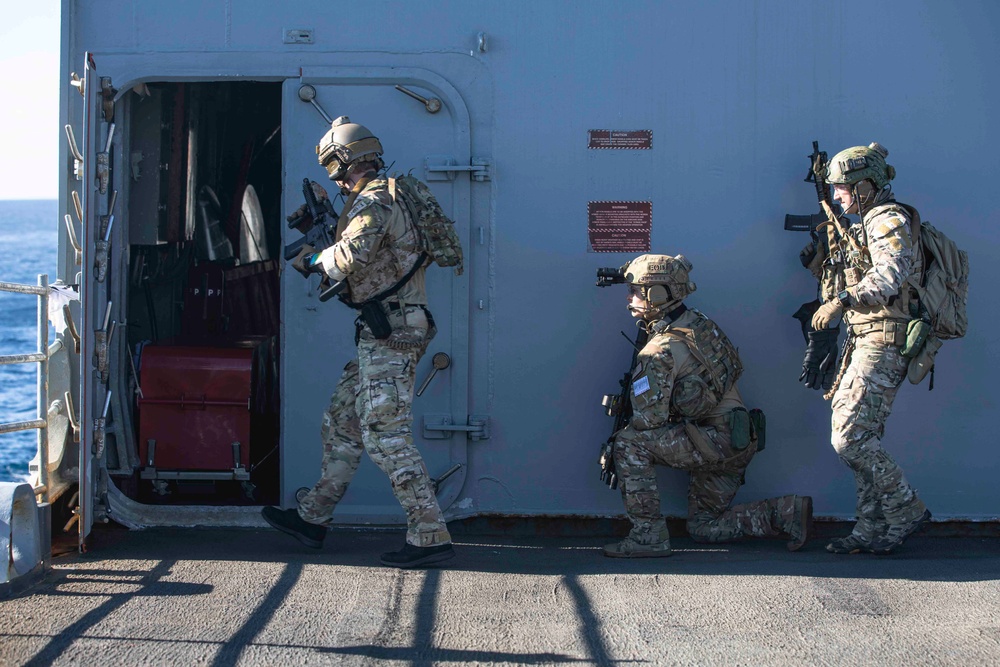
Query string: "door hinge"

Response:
xmin=423 ymin=414 xmax=490 ymax=440
xmin=424 ymin=156 xmax=492 ymax=182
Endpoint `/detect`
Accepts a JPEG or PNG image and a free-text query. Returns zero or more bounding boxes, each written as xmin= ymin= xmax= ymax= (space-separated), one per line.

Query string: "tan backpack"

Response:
xmin=886 ymin=203 xmax=969 ymax=387
xmin=389 ymin=174 xmax=464 ymax=276
xmin=897 ymin=204 xmax=969 ymax=340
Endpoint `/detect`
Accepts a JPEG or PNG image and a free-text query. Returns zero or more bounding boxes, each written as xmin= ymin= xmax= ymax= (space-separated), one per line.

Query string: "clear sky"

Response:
xmin=0 ymin=2 xmax=60 ymax=200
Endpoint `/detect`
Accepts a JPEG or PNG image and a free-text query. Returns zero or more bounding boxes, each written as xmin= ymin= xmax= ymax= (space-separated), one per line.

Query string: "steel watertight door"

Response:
xmin=281 ymin=71 xmax=476 ymax=522
xmin=74 ymin=53 xmax=117 ymax=549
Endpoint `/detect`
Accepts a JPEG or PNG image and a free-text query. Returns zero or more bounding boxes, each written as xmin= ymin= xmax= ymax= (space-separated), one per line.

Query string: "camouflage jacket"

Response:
xmin=317 ymin=178 xmax=427 ymax=304
xmin=819 ymin=202 xmax=918 ymax=327
xmin=629 ymin=308 xmax=744 ymax=431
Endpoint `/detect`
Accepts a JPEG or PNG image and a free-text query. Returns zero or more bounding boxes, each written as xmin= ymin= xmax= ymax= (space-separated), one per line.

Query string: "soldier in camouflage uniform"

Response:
xmin=804 ymin=142 xmax=931 ymax=555
xmin=604 ymin=254 xmax=812 ymax=558
xmin=262 ymin=117 xmax=453 ymax=568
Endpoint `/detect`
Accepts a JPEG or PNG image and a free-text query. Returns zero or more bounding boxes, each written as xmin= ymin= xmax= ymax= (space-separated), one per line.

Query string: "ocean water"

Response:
xmin=0 ymin=200 xmax=58 ymax=482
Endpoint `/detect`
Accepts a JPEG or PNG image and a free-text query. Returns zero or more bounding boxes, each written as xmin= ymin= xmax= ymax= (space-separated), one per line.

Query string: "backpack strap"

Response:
xmin=894 ymin=201 xmax=922 ymax=256
xmin=388 ymin=176 xmax=426 ymax=251
xmin=656 ymin=328 xmax=726 ymax=398
xmin=879 ymin=200 xmax=929 ymax=319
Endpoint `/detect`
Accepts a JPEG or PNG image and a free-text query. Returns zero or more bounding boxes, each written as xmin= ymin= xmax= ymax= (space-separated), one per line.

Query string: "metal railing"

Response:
xmin=0 ymin=275 xmax=50 ymax=504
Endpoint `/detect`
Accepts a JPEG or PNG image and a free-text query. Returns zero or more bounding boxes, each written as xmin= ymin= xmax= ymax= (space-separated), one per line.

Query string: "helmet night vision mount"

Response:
xmin=596 ymin=254 xmax=697 ymax=313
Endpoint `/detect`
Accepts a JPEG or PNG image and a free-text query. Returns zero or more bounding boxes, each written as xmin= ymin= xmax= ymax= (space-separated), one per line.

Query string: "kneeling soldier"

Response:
xmin=604 ymin=254 xmax=812 ymax=557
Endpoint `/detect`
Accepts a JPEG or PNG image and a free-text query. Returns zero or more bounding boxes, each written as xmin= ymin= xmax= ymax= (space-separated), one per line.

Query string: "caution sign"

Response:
xmin=588 ymin=201 xmax=651 ymax=253
xmin=588 ymin=130 xmax=653 ymax=150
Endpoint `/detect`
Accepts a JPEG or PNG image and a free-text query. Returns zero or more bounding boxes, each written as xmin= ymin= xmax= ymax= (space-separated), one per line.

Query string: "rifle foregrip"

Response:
xmin=318 ymin=279 xmax=348 ymax=303
xmin=284 ymin=237 xmax=306 ymax=261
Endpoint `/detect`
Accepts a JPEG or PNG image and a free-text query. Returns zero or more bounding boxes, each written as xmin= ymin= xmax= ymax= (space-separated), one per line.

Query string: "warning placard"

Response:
xmin=588 ymin=201 xmax=651 ymax=253
xmin=588 ymin=130 xmax=653 ymax=150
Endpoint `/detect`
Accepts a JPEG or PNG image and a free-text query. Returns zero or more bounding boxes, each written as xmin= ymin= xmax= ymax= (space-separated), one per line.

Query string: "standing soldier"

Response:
xmin=262 ymin=116 xmax=455 ymax=568
xmin=806 ymin=142 xmax=931 ymax=555
xmin=603 ymin=254 xmax=812 ymax=558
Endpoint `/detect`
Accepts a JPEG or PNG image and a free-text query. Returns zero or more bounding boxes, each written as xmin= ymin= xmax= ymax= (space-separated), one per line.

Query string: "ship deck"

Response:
xmin=2 ymin=526 xmax=999 ymax=665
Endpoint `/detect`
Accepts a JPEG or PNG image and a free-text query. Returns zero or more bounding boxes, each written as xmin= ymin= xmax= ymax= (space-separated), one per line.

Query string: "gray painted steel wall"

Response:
xmin=63 ymin=1 xmax=999 ymax=521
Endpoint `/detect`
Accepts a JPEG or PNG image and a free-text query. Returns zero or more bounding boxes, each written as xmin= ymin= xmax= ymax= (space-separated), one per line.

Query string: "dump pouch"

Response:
xmin=907 ymin=335 xmax=942 ymax=385
xmin=902 ymin=319 xmax=931 ymax=358
xmin=360 ymin=300 xmax=392 ymax=339
xmin=728 ymin=407 xmax=752 ymax=450
xmin=749 ymin=408 xmax=766 ymax=452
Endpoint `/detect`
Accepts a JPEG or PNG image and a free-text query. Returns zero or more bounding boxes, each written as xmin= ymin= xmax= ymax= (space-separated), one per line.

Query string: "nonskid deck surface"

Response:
xmin=2 ymin=528 xmax=999 ymax=666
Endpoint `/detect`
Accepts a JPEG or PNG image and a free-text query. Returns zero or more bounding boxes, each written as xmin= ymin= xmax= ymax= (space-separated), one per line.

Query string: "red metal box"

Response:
xmin=138 ymin=346 xmax=252 ymax=472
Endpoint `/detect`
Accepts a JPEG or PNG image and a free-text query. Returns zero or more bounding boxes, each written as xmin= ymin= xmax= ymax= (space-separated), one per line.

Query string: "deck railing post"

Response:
xmin=37 ymin=274 xmax=49 ymax=506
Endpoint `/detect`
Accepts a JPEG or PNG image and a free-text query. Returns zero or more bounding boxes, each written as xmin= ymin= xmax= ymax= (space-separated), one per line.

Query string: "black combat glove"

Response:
xmin=599 ymin=440 xmax=618 ymax=490
xmin=800 ymin=328 xmax=839 ymax=391
xmin=285 ymin=203 xmax=313 ymax=230
xmin=291 ymin=244 xmax=322 ymax=278
xmin=792 ymin=300 xmax=839 ymax=391
xmin=799 ymin=240 xmax=818 ymax=268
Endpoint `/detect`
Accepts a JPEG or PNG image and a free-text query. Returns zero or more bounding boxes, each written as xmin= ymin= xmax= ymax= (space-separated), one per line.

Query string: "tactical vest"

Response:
xmin=821 ymin=203 xmax=918 ymax=328
xmin=652 ymin=309 xmax=744 ymax=420
xmin=339 ymin=179 xmax=427 ymax=305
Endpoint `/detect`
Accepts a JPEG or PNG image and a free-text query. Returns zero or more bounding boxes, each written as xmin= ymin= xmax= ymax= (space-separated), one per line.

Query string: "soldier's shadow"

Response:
xmin=80 ymin=523 xmax=1000 ymax=583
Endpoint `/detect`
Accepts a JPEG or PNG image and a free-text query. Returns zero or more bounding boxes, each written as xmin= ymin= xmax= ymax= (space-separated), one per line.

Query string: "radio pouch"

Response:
xmin=729 ymin=407 xmax=752 ymax=450
xmin=360 ymin=300 xmax=392 ymax=339
xmin=902 ymin=319 xmax=931 ymax=358
xmin=749 ymin=408 xmax=766 ymax=452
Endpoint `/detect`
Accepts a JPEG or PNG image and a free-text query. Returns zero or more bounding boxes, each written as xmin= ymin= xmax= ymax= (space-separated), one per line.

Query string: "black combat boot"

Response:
xmin=261 ymin=506 xmax=327 ymax=549
xmin=870 ymin=508 xmax=932 ymax=555
xmin=380 ymin=542 xmax=455 ymax=568
xmin=826 ymin=533 xmax=873 ymax=554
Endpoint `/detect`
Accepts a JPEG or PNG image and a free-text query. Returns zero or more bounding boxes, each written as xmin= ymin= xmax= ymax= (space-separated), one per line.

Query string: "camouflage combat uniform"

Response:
xmin=298 ymin=177 xmax=451 ymax=548
xmin=822 ymin=201 xmax=928 ymax=541
xmin=614 ymin=307 xmax=804 ymax=546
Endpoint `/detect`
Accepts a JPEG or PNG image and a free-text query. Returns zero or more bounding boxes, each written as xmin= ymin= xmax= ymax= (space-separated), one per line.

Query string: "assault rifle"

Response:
xmin=784 ymin=141 xmax=837 ymax=235
xmin=596 ymin=266 xmax=648 ymax=489
xmin=283 ymin=178 xmax=338 ymax=260
xmin=786 ymin=142 xmax=844 ymax=391
xmin=283 ymin=178 xmax=347 ymax=302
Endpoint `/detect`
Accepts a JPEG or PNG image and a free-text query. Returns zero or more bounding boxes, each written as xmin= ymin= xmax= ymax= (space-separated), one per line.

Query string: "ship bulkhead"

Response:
xmin=47 ymin=0 xmax=996 ymax=548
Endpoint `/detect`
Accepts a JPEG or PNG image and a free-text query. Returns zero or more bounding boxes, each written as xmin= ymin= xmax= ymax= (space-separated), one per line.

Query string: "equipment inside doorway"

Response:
xmin=115 ymin=81 xmax=283 ymax=506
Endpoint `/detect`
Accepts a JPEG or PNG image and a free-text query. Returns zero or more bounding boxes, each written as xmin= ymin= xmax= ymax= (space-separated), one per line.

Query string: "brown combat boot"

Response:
xmin=786 ymin=496 xmax=813 ymax=552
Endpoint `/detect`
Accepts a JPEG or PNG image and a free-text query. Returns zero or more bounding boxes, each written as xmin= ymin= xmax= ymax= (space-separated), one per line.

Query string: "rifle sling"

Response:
xmin=338 ymin=252 xmax=428 ymax=310
xmin=819 ymin=200 xmax=866 ymax=256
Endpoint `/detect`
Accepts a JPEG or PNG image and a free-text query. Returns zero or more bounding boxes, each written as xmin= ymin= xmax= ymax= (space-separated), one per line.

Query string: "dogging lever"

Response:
xmin=297 ymin=85 xmax=333 ymax=124
xmin=416 ymin=352 xmax=451 ymax=397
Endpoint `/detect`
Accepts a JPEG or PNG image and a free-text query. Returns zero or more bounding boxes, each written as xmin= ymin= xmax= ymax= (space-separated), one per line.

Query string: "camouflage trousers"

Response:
xmin=831 ymin=332 xmax=926 ymax=539
xmin=614 ymin=422 xmax=798 ymax=543
xmin=298 ymin=305 xmax=451 ymax=547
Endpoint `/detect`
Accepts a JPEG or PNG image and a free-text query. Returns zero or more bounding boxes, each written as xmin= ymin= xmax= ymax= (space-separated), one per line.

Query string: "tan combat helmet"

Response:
xmin=624 ymin=254 xmax=697 ymax=317
xmin=826 ymin=142 xmax=896 ymax=190
xmin=316 ymin=116 xmax=384 ymax=181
